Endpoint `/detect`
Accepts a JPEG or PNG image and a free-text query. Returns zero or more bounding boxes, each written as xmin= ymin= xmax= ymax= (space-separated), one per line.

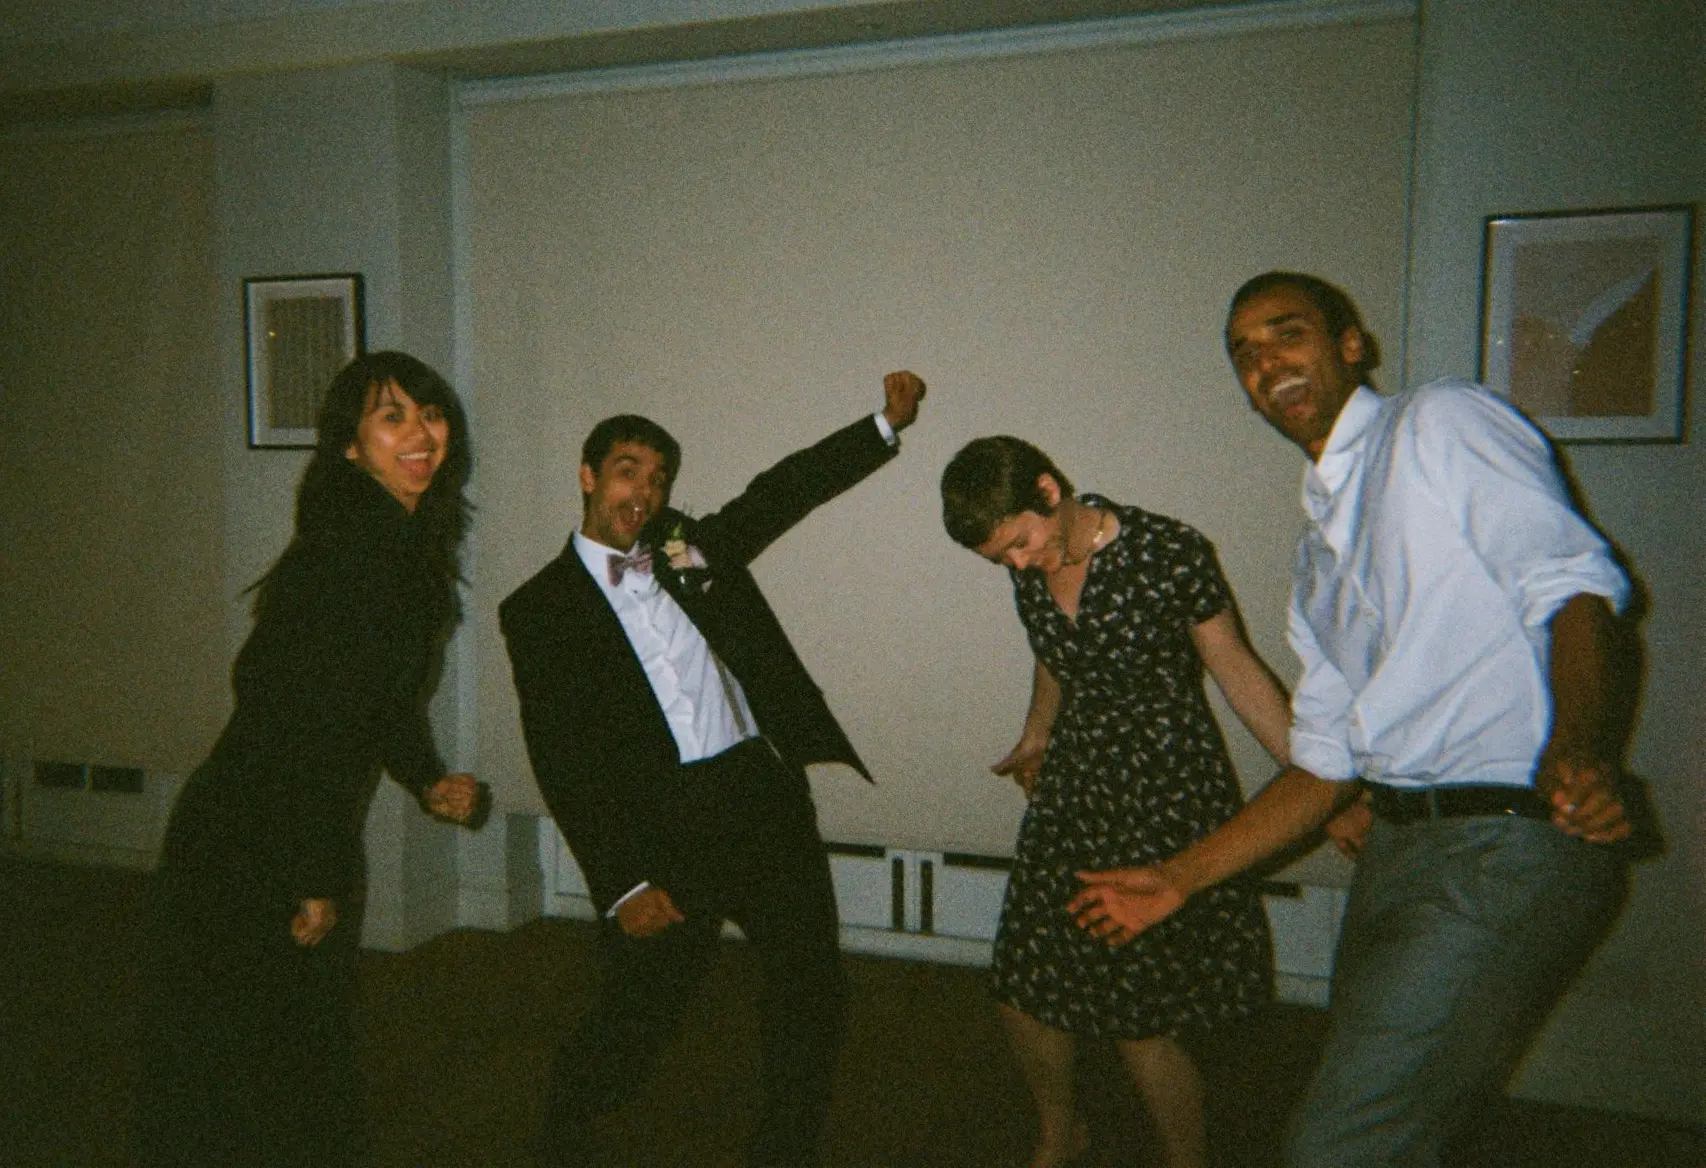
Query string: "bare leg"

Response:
xmin=1115 ymin=1035 xmax=1207 ymax=1168
xmin=1000 ymin=1003 xmax=1091 ymax=1168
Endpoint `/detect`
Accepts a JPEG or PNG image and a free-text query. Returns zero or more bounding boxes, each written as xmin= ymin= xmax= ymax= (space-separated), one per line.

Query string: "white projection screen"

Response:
xmin=462 ymin=12 xmax=1416 ymax=880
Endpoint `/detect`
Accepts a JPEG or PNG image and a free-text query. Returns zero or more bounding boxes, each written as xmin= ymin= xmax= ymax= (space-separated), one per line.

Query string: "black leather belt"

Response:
xmin=1367 ymin=783 xmax=1551 ymax=825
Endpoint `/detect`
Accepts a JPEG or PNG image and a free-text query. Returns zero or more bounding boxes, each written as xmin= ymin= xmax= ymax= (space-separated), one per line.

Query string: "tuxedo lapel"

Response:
xmin=554 ymin=545 xmax=668 ymax=724
xmin=560 ymin=544 xmax=628 ymax=643
xmin=646 ymin=538 xmax=692 ymax=609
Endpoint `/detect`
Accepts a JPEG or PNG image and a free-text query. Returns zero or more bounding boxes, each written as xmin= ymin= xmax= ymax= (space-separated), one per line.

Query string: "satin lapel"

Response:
xmin=557 ymin=547 xmax=654 ymax=683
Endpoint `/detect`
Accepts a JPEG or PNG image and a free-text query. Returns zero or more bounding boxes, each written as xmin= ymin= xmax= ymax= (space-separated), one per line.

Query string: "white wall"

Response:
xmin=461 ymin=12 xmax=1417 ymax=882
xmin=0 ymin=118 xmax=226 ymax=775
xmin=1405 ymin=0 xmax=1705 ymax=1124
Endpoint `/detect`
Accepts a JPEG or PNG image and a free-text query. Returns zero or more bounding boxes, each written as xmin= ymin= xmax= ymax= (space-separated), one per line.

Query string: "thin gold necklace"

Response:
xmin=1058 ymin=505 xmax=1108 ymax=568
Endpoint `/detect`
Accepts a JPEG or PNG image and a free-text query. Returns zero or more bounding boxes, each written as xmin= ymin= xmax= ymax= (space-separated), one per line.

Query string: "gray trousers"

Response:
xmin=1286 ymin=815 xmax=1626 ymax=1168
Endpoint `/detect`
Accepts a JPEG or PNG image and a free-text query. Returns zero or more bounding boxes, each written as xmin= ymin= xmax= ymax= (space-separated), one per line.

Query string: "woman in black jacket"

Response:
xmin=135 ymin=351 xmax=481 ymax=1167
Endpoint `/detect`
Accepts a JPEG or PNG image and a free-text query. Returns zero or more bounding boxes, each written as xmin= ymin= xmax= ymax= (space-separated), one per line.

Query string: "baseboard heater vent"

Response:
xmin=2 ymin=755 xmax=181 ymax=869
xmin=534 ymin=819 xmax=1345 ymax=994
xmin=34 ymin=760 xmax=147 ymax=793
xmin=827 ymin=843 xmax=1007 ymax=935
xmin=535 ymin=819 xmax=1009 ymax=967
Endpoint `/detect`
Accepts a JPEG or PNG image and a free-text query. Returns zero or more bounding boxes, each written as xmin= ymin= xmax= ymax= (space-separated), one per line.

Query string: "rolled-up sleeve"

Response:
xmin=1411 ymin=384 xmax=1630 ymax=631
xmin=1286 ymin=588 xmax=1361 ymax=782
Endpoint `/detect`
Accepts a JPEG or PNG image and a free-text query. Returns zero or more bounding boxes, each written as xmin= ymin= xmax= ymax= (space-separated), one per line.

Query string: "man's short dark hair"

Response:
xmin=1226 ymin=271 xmax=1381 ymax=384
xmin=940 ymin=436 xmax=1073 ymax=550
xmin=581 ymin=414 xmax=682 ymax=484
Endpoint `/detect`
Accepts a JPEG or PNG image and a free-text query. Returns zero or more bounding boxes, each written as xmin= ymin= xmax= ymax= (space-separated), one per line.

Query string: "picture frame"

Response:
xmin=1479 ymin=205 xmax=1693 ymax=443
xmin=244 ymin=273 xmax=365 ymax=448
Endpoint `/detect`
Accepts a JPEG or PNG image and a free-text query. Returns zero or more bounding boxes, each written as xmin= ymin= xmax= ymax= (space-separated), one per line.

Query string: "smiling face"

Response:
xmin=973 ymin=473 xmax=1069 ymax=572
xmin=344 ymin=379 xmax=449 ymax=512
xmin=579 ymin=440 xmax=672 ymax=552
xmin=1225 ymin=284 xmax=1365 ymax=460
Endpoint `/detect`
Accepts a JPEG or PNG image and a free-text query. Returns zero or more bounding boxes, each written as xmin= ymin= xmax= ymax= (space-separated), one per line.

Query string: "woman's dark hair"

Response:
xmin=253 ymin=350 xmax=473 ymax=615
xmin=579 ymin=414 xmax=681 ymax=498
xmin=1226 ymin=271 xmax=1382 ymax=385
xmin=940 ymin=436 xmax=1073 ymax=549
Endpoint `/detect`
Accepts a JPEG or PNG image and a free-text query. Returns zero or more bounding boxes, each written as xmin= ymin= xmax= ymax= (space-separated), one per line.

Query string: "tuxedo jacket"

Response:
xmin=500 ymin=415 xmax=895 ymax=913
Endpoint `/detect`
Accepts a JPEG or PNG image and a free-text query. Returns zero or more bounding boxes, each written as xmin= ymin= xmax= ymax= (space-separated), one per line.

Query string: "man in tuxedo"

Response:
xmin=500 ymin=370 xmax=926 ymax=1167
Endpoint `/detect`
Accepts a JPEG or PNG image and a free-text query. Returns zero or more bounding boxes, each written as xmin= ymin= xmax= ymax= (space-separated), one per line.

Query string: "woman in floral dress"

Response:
xmin=942 ymin=436 xmax=1294 ymax=1168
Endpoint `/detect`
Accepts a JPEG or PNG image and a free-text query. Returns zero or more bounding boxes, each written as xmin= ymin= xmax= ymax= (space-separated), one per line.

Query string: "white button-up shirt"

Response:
xmin=574 ymin=530 xmax=755 ymax=764
xmin=1287 ymin=380 xmax=1630 ymax=790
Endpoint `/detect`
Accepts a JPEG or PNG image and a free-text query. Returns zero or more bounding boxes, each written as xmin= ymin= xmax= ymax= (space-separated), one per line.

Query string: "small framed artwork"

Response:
xmin=1480 ymin=205 xmax=1693 ymax=443
xmin=244 ymin=273 xmax=365 ymax=448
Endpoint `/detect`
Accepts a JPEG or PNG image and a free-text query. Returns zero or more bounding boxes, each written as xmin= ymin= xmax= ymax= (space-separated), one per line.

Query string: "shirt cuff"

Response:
xmin=1289 ymin=730 xmax=1359 ymax=782
xmin=1519 ymin=558 xmax=1632 ymax=629
xmin=873 ymin=410 xmax=899 ymax=448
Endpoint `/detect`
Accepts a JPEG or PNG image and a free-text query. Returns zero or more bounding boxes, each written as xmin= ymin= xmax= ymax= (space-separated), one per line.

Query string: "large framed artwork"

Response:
xmin=1479 ymin=205 xmax=1693 ymax=443
xmin=244 ymin=273 xmax=365 ymax=449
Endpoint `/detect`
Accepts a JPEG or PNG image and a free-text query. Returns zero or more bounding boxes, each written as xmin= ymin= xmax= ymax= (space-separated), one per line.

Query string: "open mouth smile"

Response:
xmin=1263 ymin=374 xmax=1312 ymax=415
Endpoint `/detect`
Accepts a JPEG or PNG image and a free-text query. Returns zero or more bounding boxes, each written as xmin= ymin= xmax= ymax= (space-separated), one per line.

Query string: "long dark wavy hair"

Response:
xmin=251 ymin=350 xmax=472 ymax=618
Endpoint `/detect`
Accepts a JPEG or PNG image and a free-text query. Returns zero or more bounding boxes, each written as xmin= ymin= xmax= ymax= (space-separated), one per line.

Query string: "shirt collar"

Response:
xmin=1303 ymin=386 xmax=1385 ymax=512
xmin=573 ymin=530 xmax=628 ymax=591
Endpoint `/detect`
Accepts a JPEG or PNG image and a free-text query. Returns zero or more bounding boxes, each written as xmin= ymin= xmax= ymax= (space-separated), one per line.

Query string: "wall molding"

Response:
xmin=458 ymin=0 xmax=1416 ymax=108
xmin=0 ymin=105 xmax=208 ymax=142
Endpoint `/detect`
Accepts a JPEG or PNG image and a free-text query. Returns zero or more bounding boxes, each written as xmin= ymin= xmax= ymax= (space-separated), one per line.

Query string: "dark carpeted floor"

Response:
xmin=2 ymin=854 xmax=1699 ymax=1167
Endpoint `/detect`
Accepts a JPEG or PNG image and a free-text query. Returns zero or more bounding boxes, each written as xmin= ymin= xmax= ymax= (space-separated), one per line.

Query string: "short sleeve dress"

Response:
xmin=990 ymin=496 xmax=1273 ymax=1040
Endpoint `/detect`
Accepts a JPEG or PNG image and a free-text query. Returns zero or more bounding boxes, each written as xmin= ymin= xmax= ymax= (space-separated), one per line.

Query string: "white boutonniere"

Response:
xmin=661 ymin=518 xmax=712 ymax=593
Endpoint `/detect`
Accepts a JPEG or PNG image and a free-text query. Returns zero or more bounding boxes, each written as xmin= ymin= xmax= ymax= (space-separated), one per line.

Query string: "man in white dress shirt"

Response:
xmin=1068 ymin=272 xmax=1633 ymax=1167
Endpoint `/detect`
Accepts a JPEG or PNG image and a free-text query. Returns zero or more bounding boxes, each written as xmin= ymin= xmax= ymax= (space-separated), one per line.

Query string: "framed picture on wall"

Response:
xmin=244 ymin=273 xmax=365 ymax=448
xmin=1479 ymin=205 xmax=1693 ymax=443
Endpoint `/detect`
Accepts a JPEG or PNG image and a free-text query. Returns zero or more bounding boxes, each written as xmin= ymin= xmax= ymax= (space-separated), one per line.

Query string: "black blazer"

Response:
xmin=159 ymin=461 xmax=451 ymax=902
xmin=499 ymin=415 xmax=895 ymax=912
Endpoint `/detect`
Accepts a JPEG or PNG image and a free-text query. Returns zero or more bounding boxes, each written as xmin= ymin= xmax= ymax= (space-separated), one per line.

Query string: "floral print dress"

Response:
xmin=990 ymin=496 xmax=1273 ymax=1040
